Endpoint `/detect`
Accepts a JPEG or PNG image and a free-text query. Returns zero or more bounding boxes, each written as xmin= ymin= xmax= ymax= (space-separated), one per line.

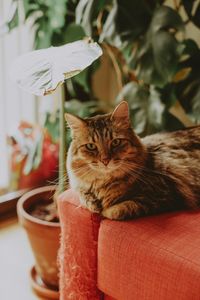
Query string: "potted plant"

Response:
xmin=5 ymin=0 xmax=200 ymax=135
xmin=11 ymin=39 xmax=102 ymax=299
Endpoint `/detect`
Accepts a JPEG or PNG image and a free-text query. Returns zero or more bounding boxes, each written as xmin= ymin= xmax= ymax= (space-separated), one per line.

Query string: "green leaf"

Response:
xmin=65 ymin=99 xmax=103 ymax=117
xmin=182 ymin=39 xmax=199 ymax=56
xmin=72 ymin=68 xmax=90 ymax=93
xmin=163 ymin=111 xmax=185 ymax=132
xmin=159 ymin=83 xmax=177 ymax=108
xmin=62 ymin=23 xmax=85 ymax=43
xmin=100 ymin=0 xmax=152 ymax=46
xmin=135 ymin=6 xmax=184 ymax=87
xmin=34 ymin=17 xmax=53 ymax=49
xmin=176 ymin=45 xmax=200 ymax=116
xmin=44 ymin=112 xmax=60 ymax=143
xmin=150 ymin=5 xmax=184 ymax=32
xmin=116 ymin=82 xmax=165 ymax=135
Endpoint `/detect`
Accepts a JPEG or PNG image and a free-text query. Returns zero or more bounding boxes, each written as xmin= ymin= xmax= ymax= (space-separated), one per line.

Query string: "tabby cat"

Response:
xmin=65 ymin=101 xmax=200 ymax=220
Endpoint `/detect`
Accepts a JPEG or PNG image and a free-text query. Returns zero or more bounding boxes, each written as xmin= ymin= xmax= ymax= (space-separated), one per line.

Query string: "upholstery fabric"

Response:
xmin=58 ymin=189 xmax=102 ymax=300
xmin=98 ymin=210 xmax=200 ymax=300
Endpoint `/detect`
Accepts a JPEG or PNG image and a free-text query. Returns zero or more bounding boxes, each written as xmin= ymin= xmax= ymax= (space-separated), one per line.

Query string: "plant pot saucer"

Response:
xmin=30 ymin=266 xmax=59 ymax=299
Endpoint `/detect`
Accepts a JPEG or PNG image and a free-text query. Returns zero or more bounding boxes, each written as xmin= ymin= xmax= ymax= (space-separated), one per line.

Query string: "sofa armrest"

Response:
xmin=58 ymin=189 xmax=103 ymax=300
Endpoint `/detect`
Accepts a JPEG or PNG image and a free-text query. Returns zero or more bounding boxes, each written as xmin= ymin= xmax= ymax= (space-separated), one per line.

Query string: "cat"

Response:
xmin=65 ymin=101 xmax=200 ymax=220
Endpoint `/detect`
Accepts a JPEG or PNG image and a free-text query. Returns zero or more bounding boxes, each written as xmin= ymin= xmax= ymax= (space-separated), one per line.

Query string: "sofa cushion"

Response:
xmin=98 ymin=210 xmax=200 ymax=300
xmin=58 ymin=189 xmax=103 ymax=300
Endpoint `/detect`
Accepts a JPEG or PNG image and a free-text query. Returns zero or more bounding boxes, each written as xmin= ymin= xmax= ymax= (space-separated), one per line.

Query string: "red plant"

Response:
xmin=8 ymin=121 xmax=58 ymax=190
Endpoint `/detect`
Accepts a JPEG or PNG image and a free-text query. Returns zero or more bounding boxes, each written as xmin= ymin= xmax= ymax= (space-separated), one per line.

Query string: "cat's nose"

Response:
xmin=101 ymin=158 xmax=110 ymax=166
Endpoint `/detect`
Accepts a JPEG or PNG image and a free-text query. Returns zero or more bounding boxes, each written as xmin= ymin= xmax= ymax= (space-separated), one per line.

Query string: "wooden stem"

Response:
xmin=58 ymin=85 xmax=67 ymax=194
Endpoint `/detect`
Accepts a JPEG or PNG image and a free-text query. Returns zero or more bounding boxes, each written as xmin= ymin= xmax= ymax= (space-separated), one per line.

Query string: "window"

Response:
xmin=0 ymin=0 xmax=36 ymax=189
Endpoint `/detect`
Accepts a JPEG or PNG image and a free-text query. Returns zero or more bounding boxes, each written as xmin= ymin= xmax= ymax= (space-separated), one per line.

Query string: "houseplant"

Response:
xmin=5 ymin=0 xmax=200 ymax=135
xmin=8 ymin=118 xmax=59 ymax=191
xmin=12 ymin=39 xmax=102 ymax=298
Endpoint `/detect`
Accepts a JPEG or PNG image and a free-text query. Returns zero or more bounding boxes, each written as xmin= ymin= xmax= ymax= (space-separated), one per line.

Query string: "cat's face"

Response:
xmin=66 ymin=102 xmax=146 ymax=180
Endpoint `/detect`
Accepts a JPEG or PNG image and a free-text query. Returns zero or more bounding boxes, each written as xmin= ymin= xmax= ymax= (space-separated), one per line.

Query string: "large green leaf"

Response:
xmin=100 ymin=0 xmax=152 ymax=46
xmin=34 ymin=17 xmax=53 ymax=49
xmin=44 ymin=112 xmax=60 ymax=143
xmin=62 ymin=23 xmax=85 ymax=43
xmin=134 ymin=6 xmax=184 ymax=87
xmin=72 ymin=68 xmax=90 ymax=93
xmin=116 ymin=82 xmax=165 ymax=135
xmin=175 ymin=40 xmax=200 ymax=119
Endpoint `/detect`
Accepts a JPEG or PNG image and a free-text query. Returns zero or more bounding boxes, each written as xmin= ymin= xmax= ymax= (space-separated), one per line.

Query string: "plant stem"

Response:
xmin=169 ymin=100 xmax=194 ymax=127
xmin=102 ymin=43 xmax=123 ymax=92
xmin=58 ymin=85 xmax=67 ymax=194
xmin=173 ymin=0 xmax=181 ymax=11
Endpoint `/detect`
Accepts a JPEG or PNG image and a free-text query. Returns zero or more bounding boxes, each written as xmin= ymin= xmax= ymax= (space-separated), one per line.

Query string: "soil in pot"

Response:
xmin=29 ymin=200 xmax=59 ymax=223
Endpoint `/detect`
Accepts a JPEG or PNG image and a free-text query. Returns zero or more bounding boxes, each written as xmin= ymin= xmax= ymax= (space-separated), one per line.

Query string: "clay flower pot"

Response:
xmin=17 ymin=185 xmax=60 ymax=298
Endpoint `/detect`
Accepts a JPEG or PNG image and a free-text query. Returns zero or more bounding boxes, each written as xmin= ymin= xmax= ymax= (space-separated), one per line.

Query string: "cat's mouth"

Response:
xmin=90 ymin=161 xmax=120 ymax=173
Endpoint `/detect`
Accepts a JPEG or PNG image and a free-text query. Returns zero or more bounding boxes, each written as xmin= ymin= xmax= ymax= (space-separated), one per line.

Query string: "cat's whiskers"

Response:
xmin=123 ymin=159 xmax=173 ymax=179
xmin=119 ymin=163 xmax=157 ymax=189
xmin=73 ymin=166 xmax=91 ymax=177
xmin=119 ymin=167 xmax=148 ymax=187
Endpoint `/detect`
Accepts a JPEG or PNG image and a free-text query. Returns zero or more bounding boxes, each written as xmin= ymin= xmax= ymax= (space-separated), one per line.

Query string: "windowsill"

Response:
xmin=0 ymin=189 xmax=29 ymax=218
xmin=0 ymin=217 xmax=39 ymax=299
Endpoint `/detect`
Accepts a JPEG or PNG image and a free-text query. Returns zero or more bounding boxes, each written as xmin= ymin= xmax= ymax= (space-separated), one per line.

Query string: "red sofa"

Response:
xmin=58 ymin=189 xmax=200 ymax=300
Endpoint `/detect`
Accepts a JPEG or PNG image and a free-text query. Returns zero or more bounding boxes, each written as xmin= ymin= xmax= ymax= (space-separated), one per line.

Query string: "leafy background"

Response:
xmin=4 ymin=0 xmax=200 ymax=136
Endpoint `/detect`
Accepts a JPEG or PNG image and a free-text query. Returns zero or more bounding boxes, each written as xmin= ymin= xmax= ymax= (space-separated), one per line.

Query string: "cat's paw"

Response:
xmin=86 ymin=199 xmax=102 ymax=213
xmin=102 ymin=205 xmax=125 ymax=220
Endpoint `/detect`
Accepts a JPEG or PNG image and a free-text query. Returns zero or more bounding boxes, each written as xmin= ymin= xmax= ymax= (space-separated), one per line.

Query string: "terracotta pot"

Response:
xmin=17 ymin=186 xmax=60 ymax=291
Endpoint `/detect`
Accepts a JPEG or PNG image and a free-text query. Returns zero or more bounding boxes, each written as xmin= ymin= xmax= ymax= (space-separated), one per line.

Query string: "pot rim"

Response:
xmin=17 ymin=185 xmax=60 ymax=227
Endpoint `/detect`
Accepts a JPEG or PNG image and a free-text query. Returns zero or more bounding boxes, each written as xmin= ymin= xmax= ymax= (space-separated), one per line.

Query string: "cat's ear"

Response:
xmin=111 ymin=101 xmax=130 ymax=128
xmin=65 ymin=113 xmax=86 ymax=131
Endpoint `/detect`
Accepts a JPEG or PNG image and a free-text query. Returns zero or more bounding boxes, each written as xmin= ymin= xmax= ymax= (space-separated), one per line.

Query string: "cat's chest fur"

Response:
xmin=67 ymin=166 xmax=104 ymax=202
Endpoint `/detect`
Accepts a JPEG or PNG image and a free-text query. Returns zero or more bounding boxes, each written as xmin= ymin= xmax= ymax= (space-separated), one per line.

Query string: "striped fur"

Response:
xmin=66 ymin=102 xmax=200 ymax=220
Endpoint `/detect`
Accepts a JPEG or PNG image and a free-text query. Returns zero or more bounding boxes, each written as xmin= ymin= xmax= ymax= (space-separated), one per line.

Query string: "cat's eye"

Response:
xmin=85 ymin=143 xmax=97 ymax=151
xmin=111 ymin=139 xmax=121 ymax=147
